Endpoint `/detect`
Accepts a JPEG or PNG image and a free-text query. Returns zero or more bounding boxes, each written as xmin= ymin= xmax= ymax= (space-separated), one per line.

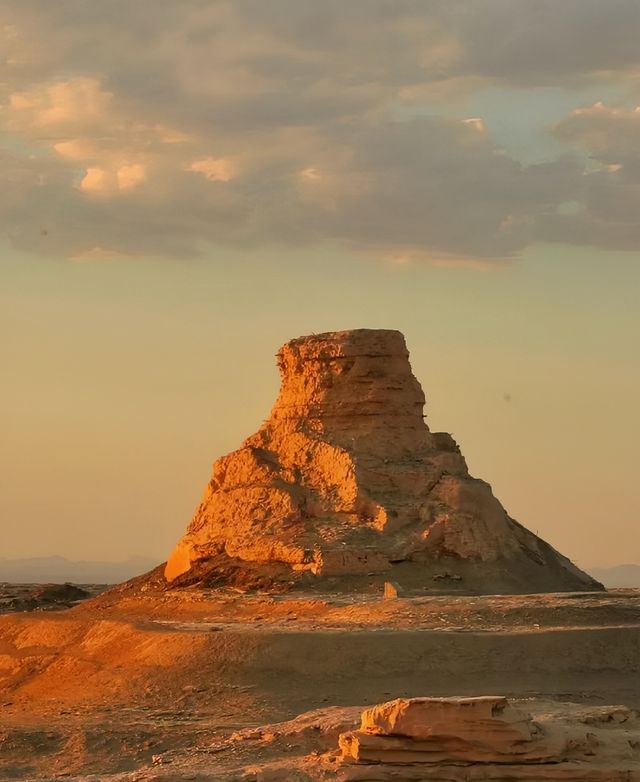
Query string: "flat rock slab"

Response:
xmin=360 ymin=695 xmax=539 ymax=743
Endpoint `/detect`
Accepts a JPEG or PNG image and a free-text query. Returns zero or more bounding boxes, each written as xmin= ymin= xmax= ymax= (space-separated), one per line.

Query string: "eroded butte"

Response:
xmin=164 ymin=328 xmax=601 ymax=594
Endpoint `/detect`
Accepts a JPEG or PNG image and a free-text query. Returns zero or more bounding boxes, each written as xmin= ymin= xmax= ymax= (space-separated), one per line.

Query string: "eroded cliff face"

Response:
xmin=164 ymin=329 xmax=601 ymax=593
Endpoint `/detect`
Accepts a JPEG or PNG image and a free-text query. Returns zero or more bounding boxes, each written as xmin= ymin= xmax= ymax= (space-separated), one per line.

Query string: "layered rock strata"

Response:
xmin=165 ymin=329 xmax=601 ymax=593
xmin=341 ymin=696 xmax=564 ymax=764
xmin=335 ymin=696 xmax=640 ymax=780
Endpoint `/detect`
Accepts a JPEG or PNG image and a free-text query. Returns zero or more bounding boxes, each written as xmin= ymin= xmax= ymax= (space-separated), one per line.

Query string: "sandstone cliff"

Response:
xmin=164 ymin=329 xmax=601 ymax=594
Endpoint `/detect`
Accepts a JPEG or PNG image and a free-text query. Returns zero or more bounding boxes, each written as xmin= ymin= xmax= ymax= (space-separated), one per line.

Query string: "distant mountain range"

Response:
xmin=0 ymin=556 xmax=637 ymax=588
xmin=587 ymin=565 xmax=640 ymax=588
xmin=0 ymin=556 xmax=158 ymax=584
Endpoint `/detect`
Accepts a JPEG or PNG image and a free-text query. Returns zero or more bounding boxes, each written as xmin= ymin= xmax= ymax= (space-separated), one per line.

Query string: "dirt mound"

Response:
xmin=0 ymin=582 xmax=94 ymax=614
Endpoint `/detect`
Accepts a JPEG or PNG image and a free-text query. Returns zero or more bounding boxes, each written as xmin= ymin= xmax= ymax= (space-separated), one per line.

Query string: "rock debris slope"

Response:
xmin=165 ymin=329 xmax=601 ymax=593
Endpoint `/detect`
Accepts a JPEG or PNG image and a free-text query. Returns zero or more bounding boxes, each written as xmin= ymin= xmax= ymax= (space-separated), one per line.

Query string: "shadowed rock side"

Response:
xmin=164 ymin=329 xmax=601 ymax=594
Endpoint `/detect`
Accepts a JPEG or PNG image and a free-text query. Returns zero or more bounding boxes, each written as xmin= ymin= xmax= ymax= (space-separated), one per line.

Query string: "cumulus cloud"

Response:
xmin=1 ymin=1 xmax=640 ymax=262
xmin=537 ymin=102 xmax=640 ymax=250
xmin=289 ymin=117 xmax=582 ymax=259
xmin=555 ymin=102 xmax=640 ymax=165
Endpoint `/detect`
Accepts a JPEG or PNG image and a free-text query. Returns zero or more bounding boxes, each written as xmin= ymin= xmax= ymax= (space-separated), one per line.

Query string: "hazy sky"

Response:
xmin=2 ymin=1 xmax=639 ymax=569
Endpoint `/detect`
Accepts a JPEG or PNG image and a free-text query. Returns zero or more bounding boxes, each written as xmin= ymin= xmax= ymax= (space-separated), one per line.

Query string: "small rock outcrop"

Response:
xmin=340 ymin=696 xmax=566 ymax=765
xmin=164 ymin=329 xmax=601 ymax=593
xmin=0 ymin=583 xmax=92 ymax=614
xmin=335 ymin=696 xmax=640 ymax=779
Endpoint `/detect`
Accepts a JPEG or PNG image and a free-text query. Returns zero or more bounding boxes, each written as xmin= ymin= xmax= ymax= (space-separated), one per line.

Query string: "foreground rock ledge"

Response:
xmin=164 ymin=329 xmax=601 ymax=594
xmin=335 ymin=696 xmax=640 ymax=780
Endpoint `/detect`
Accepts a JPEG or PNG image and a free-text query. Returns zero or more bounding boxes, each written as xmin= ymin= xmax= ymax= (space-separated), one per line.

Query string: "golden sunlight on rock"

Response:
xmin=164 ymin=329 xmax=601 ymax=594
xmin=335 ymin=696 xmax=640 ymax=778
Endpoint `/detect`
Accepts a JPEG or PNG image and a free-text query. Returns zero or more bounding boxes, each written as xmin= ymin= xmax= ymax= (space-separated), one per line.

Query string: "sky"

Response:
xmin=1 ymin=0 xmax=639 ymax=569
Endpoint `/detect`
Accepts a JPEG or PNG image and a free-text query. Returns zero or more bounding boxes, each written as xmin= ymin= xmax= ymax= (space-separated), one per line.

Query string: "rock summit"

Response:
xmin=164 ymin=329 xmax=601 ymax=593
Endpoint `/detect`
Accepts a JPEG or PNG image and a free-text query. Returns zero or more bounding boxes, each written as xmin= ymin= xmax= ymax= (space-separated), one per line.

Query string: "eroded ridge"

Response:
xmin=164 ymin=329 xmax=601 ymax=593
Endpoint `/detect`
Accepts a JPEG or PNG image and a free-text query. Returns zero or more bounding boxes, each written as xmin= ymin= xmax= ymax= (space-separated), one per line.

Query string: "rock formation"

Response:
xmin=340 ymin=696 xmax=567 ymax=765
xmin=164 ymin=329 xmax=601 ymax=593
xmin=336 ymin=696 xmax=640 ymax=779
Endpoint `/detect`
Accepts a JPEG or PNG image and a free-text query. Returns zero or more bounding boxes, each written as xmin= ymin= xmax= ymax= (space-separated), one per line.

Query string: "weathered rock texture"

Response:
xmin=164 ymin=329 xmax=601 ymax=593
xmin=341 ymin=696 xmax=566 ymax=765
xmin=335 ymin=696 xmax=640 ymax=780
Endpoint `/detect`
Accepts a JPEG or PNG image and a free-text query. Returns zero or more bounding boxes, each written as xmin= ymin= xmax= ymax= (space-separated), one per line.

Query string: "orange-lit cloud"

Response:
xmin=4 ymin=77 xmax=188 ymax=201
xmin=381 ymin=248 xmax=508 ymax=271
xmin=463 ymin=117 xmax=485 ymax=133
xmin=79 ymin=163 xmax=146 ymax=196
xmin=187 ymin=157 xmax=236 ymax=182
xmin=300 ymin=167 xmax=323 ymax=181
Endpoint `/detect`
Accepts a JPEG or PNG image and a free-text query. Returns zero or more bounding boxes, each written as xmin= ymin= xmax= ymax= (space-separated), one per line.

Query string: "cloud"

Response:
xmin=7 ymin=78 xmax=113 ymax=136
xmin=538 ymin=103 xmax=640 ymax=250
xmin=187 ymin=157 xmax=237 ymax=183
xmin=289 ymin=117 xmax=582 ymax=260
xmin=555 ymin=102 xmax=640 ymax=164
xmin=444 ymin=0 xmax=640 ymax=87
xmin=2 ymin=2 xmax=640 ymax=262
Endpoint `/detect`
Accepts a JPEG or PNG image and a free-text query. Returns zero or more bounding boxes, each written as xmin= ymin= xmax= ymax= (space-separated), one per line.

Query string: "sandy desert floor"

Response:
xmin=1 ymin=587 xmax=639 ymax=779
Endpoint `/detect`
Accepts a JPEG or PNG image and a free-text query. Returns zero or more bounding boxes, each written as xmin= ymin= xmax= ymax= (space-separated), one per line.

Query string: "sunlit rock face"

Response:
xmin=165 ymin=329 xmax=601 ymax=593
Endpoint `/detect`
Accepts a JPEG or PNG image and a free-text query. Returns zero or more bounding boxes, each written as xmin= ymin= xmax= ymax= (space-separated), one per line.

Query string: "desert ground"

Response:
xmin=1 ymin=584 xmax=639 ymax=780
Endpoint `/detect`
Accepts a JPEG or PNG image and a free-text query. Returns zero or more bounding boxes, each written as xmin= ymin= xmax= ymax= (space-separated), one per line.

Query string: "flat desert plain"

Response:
xmin=1 ymin=586 xmax=639 ymax=779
